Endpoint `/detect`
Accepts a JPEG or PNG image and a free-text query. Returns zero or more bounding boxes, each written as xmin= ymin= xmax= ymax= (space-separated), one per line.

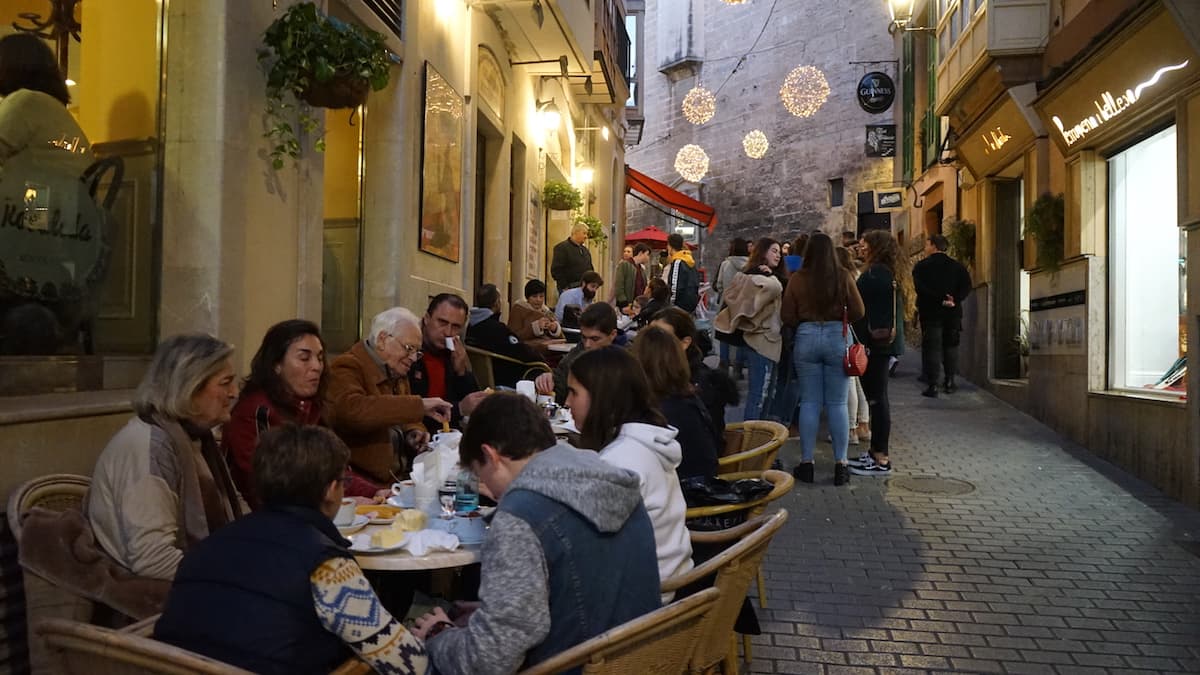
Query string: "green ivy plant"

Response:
xmin=944 ymin=218 xmax=977 ymax=268
xmin=1025 ymin=192 xmax=1065 ymax=271
xmin=542 ymin=180 xmax=584 ymax=211
xmin=258 ymin=2 xmax=392 ymax=169
xmin=575 ymin=215 xmax=607 ymax=242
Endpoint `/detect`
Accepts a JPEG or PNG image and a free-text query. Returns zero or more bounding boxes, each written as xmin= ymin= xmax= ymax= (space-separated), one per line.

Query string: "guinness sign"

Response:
xmin=857 ymin=71 xmax=895 ymax=114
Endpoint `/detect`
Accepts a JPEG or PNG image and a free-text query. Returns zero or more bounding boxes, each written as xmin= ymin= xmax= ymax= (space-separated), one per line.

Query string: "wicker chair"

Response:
xmin=38 ymin=618 xmax=254 ymax=674
xmin=517 ymin=587 xmax=720 ymax=675
xmin=662 ymin=510 xmax=789 ymax=675
xmin=6 ymin=473 xmax=92 ymax=543
xmin=466 ymin=345 xmax=552 ymax=389
xmin=718 ymin=421 xmax=788 ymax=474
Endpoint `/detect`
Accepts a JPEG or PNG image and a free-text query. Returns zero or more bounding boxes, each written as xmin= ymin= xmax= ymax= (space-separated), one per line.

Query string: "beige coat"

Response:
xmin=714 ymin=272 xmax=784 ymax=362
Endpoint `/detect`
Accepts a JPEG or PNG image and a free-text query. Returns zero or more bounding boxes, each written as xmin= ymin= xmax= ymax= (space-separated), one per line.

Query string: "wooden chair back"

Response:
xmin=661 ymin=510 xmax=789 ymax=674
xmin=517 ymin=587 xmax=720 ymax=675
xmin=466 ymin=345 xmax=552 ymax=389
xmin=6 ymin=473 xmax=91 ymax=543
xmin=719 ymin=421 xmax=788 ymax=473
xmin=37 ymin=618 xmax=255 ymax=674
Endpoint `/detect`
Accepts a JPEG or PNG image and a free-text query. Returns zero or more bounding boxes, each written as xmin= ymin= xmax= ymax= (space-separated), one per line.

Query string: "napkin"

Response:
xmin=403 ymin=530 xmax=460 ymax=556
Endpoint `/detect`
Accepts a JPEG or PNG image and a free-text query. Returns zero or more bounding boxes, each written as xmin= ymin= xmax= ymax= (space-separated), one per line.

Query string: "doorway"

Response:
xmin=510 ymin=138 xmax=527 ymax=301
xmin=474 ymin=114 xmax=505 ymax=295
xmin=992 ymin=176 xmax=1026 ymax=379
xmin=320 ymin=107 xmax=365 ymax=354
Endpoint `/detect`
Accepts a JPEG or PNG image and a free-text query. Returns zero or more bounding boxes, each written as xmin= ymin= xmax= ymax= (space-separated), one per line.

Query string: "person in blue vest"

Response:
xmin=413 ymin=393 xmax=660 ymax=674
xmin=154 ymin=425 xmax=428 ymax=675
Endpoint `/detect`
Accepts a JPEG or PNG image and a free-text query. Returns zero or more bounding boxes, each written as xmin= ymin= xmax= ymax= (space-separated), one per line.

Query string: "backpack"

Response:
xmin=669 ymin=260 xmax=700 ymax=312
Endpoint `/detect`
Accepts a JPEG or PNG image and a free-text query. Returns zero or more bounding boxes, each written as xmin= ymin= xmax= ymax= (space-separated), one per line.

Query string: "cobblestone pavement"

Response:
xmin=741 ymin=368 xmax=1200 ymax=674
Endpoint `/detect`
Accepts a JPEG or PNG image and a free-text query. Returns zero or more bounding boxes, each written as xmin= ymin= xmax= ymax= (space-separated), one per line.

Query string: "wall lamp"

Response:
xmin=536 ymin=99 xmax=561 ymax=131
xmin=887 ymin=0 xmax=935 ymax=34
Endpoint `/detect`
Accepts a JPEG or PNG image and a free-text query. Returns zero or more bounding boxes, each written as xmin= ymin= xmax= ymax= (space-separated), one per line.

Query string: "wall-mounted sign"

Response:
xmin=1029 ymin=264 xmax=1086 ymax=355
xmin=875 ymin=189 xmax=903 ymax=211
xmin=856 ymin=71 xmax=895 ymax=114
xmin=865 ymin=124 xmax=896 ymax=157
xmin=1051 ymin=60 xmax=1189 ymax=147
xmin=477 ymin=47 xmax=506 ymax=120
xmin=980 ymin=126 xmax=1013 ymax=155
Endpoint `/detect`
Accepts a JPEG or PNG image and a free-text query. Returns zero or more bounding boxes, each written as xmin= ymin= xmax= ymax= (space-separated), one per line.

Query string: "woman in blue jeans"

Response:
xmin=780 ymin=233 xmax=865 ymax=485
xmin=714 ymin=237 xmax=785 ymax=421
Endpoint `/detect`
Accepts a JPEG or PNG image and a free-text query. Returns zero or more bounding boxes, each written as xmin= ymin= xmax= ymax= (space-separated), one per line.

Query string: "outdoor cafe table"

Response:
xmin=353 ymin=523 xmax=482 ymax=572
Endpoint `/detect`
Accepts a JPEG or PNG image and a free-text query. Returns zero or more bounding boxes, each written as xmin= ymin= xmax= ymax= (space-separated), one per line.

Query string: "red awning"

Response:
xmin=625 ymin=166 xmax=718 ymax=233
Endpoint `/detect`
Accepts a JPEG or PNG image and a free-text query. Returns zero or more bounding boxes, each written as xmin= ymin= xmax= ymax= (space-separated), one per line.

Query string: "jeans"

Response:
xmin=794 ymin=322 xmax=852 ymax=463
xmin=920 ymin=319 xmax=961 ymax=385
xmin=860 ymin=350 xmax=891 ymax=457
xmin=743 ymin=348 xmax=776 ymax=421
xmin=847 ymin=377 xmax=869 ymax=427
xmin=718 ymin=341 xmax=744 ymax=367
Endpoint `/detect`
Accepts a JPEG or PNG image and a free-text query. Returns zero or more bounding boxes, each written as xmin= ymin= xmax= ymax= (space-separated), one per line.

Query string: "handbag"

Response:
xmin=843 ymin=305 xmax=868 ymax=376
xmin=868 ymin=279 xmax=897 ymax=345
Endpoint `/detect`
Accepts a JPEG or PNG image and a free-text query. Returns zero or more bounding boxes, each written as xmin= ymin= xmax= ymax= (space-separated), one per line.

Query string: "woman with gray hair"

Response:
xmin=86 ymin=334 xmax=248 ymax=580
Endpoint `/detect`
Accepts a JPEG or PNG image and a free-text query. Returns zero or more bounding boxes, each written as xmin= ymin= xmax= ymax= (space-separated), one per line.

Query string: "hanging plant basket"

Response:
xmin=299 ymin=70 xmax=371 ymax=109
xmin=542 ymin=180 xmax=583 ymax=211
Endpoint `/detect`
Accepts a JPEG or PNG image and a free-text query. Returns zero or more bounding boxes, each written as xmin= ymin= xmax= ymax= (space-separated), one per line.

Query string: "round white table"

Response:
xmin=547 ymin=342 xmax=574 ymax=353
xmin=353 ymin=524 xmax=482 ymax=571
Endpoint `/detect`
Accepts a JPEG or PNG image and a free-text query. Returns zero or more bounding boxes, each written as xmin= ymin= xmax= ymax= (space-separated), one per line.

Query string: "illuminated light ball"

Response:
xmin=742 ymin=130 xmax=769 ymax=159
xmin=674 ymin=144 xmax=710 ymax=182
xmin=720 ymin=0 xmax=749 ymax=5
xmin=780 ymin=65 xmax=830 ymax=118
xmin=681 ymin=86 xmax=716 ymax=125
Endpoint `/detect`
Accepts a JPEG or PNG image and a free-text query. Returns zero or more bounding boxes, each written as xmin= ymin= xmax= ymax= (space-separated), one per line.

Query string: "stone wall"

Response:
xmin=627 ymin=0 xmax=898 ymax=273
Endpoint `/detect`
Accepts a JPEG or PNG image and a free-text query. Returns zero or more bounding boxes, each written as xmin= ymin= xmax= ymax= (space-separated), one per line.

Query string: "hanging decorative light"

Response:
xmin=779 ymin=65 xmax=830 ymax=118
xmin=674 ymin=144 xmax=710 ymax=182
xmin=720 ymin=0 xmax=749 ymax=5
xmin=742 ymin=130 xmax=769 ymax=159
xmin=681 ymin=86 xmax=716 ymax=125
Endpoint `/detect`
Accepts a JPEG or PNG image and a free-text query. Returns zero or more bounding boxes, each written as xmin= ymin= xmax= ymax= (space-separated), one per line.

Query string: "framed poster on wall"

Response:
xmin=527 ymin=184 xmax=541 ymax=279
xmin=418 ymin=62 xmax=464 ymax=262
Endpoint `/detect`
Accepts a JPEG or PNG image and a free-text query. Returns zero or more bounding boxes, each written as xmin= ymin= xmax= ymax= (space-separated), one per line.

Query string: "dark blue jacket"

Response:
xmin=154 ymin=505 xmax=353 ymax=674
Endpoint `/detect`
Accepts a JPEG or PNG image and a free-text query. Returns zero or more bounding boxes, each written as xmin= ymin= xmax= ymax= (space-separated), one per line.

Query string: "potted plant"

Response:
xmin=258 ymin=2 xmax=392 ymax=169
xmin=1012 ymin=314 xmax=1032 ymax=377
xmin=944 ymin=218 xmax=977 ymax=269
xmin=1025 ymin=193 xmax=1065 ymax=271
xmin=542 ymin=180 xmax=583 ymax=211
xmin=575 ymin=215 xmax=607 ymax=243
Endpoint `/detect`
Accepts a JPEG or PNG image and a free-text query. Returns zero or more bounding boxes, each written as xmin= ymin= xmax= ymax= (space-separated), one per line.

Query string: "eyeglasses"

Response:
xmin=386 ymin=334 xmax=423 ymax=359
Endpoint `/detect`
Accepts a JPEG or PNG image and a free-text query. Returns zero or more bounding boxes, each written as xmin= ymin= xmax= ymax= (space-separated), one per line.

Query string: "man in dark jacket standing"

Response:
xmin=467 ymin=284 xmax=543 ymax=387
xmin=912 ymin=234 xmax=972 ymax=396
xmin=414 ymin=394 xmax=660 ymax=675
xmin=663 ymin=233 xmax=700 ymax=312
xmin=550 ymin=223 xmax=593 ymax=294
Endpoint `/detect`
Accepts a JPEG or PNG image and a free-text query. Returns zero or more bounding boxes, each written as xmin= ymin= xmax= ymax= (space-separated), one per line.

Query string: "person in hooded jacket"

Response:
xmin=466 ymin=283 xmax=542 ymax=387
xmin=413 ymin=393 xmax=660 ymax=674
xmin=650 ymin=306 xmax=738 ymax=440
xmin=566 ymin=347 xmax=694 ymax=588
xmin=662 ymin=233 xmax=700 ymax=312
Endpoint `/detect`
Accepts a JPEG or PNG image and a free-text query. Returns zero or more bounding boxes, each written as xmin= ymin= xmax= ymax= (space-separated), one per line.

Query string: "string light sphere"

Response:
xmin=780 ymin=65 xmax=830 ymax=118
xmin=720 ymin=0 xmax=749 ymax=4
xmin=742 ymin=130 xmax=769 ymax=159
xmin=681 ymin=86 xmax=716 ymax=125
xmin=674 ymin=144 xmax=710 ymax=182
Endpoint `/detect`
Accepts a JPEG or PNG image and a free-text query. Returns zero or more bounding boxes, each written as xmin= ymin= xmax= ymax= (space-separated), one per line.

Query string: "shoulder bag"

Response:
xmin=843 ymin=304 xmax=868 ymax=376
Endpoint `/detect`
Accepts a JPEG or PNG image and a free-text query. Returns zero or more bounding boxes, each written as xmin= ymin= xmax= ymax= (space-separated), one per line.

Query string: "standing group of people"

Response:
xmin=712 ymin=228 xmax=971 ymax=486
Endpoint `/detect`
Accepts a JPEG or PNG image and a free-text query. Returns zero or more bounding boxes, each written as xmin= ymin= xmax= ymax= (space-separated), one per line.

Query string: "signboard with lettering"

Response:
xmin=1028 ymin=263 xmax=1086 ymax=356
xmin=875 ymin=190 xmax=903 ymax=211
xmin=865 ymin=124 xmax=896 ymax=157
xmin=856 ymin=72 xmax=895 ymax=114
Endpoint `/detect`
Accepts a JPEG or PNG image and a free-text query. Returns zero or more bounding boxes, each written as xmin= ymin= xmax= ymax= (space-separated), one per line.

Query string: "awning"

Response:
xmin=625 ymin=166 xmax=718 ymax=233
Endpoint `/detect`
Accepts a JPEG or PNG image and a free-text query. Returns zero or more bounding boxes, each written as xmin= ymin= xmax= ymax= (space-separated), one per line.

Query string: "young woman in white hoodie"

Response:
xmin=566 ymin=347 xmax=694 ymax=588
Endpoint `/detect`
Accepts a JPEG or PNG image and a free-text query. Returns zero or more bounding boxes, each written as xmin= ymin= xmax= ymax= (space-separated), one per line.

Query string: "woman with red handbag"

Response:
xmin=780 ymin=233 xmax=865 ymax=486
xmin=849 ymin=230 xmax=915 ymax=477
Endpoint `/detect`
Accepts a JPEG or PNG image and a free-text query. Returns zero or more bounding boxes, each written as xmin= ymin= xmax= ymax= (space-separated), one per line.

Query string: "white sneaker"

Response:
xmin=848 ymin=431 xmax=860 ymax=445
xmin=847 ymin=452 xmax=871 ymax=468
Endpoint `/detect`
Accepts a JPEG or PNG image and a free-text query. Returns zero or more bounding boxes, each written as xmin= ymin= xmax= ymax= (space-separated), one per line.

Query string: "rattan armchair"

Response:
xmin=6 ymin=473 xmax=91 ymax=543
xmin=517 ymin=587 xmax=720 ymax=675
xmin=718 ymin=421 xmax=788 ymax=474
xmin=38 ymin=618 xmax=255 ymax=674
xmin=466 ymin=345 xmax=552 ymax=389
xmin=662 ymin=510 xmax=789 ymax=675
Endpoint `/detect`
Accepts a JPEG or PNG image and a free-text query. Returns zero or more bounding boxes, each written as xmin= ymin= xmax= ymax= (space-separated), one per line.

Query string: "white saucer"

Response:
xmin=336 ymin=514 xmax=369 ymax=535
xmin=349 ymin=531 xmax=409 ymax=554
xmin=387 ymin=495 xmax=415 ymax=509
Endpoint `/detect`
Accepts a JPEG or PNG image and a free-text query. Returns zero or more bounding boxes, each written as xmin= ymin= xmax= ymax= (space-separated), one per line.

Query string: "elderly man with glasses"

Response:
xmin=325 ymin=307 xmax=453 ymax=493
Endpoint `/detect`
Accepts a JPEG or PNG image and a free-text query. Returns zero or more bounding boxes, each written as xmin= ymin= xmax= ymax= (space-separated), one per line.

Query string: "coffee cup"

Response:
xmin=390 ymin=480 xmax=415 ymax=507
xmin=333 ymin=497 xmax=356 ymax=527
xmin=433 ymin=429 xmax=462 ymax=449
xmin=515 ymin=380 xmax=537 ymax=402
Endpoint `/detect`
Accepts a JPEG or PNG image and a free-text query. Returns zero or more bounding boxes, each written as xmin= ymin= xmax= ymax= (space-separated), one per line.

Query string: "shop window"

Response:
xmin=0 ymin=3 xmax=164 ymax=394
xmin=1109 ymin=125 xmax=1185 ymax=394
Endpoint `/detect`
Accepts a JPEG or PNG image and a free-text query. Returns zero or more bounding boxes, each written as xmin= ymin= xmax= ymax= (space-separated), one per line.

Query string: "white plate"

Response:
xmin=349 ymin=531 xmax=409 ymax=554
xmin=336 ymin=514 xmax=370 ymax=535
xmin=356 ymin=508 xmax=397 ymax=526
xmin=387 ymin=495 xmax=415 ymax=509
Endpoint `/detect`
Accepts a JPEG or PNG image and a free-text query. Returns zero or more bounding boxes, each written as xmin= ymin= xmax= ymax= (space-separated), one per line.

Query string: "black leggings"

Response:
xmin=861 ymin=350 xmax=891 ymax=457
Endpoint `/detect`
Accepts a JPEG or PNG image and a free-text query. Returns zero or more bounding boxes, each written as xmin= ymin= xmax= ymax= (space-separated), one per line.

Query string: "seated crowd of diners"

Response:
xmin=65 ymin=277 xmax=743 ymax=674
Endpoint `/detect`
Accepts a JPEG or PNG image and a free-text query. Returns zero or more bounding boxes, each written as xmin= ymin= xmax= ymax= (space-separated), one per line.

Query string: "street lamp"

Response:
xmin=536 ymin=99 xmax=561 ymax=131
xmin=887 ymin=0 xmax=934 ymax=33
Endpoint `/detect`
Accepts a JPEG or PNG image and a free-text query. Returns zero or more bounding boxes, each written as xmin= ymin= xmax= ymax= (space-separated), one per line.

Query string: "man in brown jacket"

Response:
xmin=325 ymin=307 xmax=453 ymax=489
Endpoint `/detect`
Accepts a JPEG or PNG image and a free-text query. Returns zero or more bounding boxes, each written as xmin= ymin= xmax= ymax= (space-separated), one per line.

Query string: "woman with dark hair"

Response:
xmin=632 ymin=277 xmax=670 ymax=327
xmin=714 ymin=237 xmax=785 ymax=421
xmin=849 ymin=230 xmax=914 ymax=477
xmin=651 ymin=306 xmax=738 ymax=436
xmin=632 ymin=326 xmax=720 ymax=479
xmin=781 ymin=232 xmax=865 ymax=486
xmin=0 ymin=34 xmax=89 ymax=169
xmin=223 ymin=320 xmax=337 ymax=507
xmin=567 ymin=347 xmax=693 ymax=588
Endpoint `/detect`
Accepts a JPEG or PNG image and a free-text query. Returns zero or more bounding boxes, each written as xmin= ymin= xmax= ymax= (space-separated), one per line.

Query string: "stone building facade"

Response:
xmin=626 ymin=0 xmax=898 ymax=274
